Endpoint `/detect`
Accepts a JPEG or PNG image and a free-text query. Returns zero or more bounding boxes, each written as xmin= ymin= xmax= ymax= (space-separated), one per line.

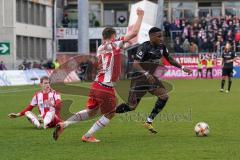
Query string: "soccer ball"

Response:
xmin=194 ymin=122 xmax=209 ymax=137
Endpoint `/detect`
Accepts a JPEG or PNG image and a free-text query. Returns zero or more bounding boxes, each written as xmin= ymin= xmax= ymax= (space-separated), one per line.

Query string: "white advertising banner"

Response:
xmin=57 ymin=27 xmax=127 ymax=40
xmin=128 ymin=0 xmax=157 ymax=26
xmin=127 ymin=0 xmax=157 ymax=44
xmin=0 ymin=70 xmax=80 ymax=86
xmin=0 ymin=70 xmax=29 ymax=86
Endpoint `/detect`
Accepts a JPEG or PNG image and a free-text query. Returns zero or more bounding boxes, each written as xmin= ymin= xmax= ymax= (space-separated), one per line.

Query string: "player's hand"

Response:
xmin=136 ymin=8 xmax=144 ymax=17
xmin=183 ymin=67 xmax=193 ymax=75
xmin=145 ymin=73 xmax=155 ymax=84
xmin=8 ymin=113 xmax=20 ymax=118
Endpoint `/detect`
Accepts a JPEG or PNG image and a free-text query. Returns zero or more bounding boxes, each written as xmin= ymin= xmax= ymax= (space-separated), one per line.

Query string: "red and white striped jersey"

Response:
xmin=95 ymin=38 xmax=124 ymax=84
xmin=19 ymin=89 xmax=61 ymax=117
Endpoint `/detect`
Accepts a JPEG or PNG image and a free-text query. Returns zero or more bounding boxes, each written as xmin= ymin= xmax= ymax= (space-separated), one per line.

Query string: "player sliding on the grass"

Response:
xmin=8 ymin=76 xmax=62 ymax=129
xmin=52 ymin=8 xmax=144 ymax=143
xmin=116 ymin=27 xmax=193 ymax=134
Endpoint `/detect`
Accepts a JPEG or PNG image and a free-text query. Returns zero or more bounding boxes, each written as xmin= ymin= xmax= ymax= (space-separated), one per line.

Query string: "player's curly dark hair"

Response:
xmin=149 ymin=27 xmax=162 ymax=35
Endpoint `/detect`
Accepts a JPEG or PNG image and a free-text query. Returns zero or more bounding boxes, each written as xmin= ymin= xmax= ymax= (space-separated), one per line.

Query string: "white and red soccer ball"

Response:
xmin=194 ymin=122 xmax=210 ymax=137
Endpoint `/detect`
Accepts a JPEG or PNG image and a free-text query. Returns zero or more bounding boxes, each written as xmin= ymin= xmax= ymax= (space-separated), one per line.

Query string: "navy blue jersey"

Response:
xmin=133 ymin=41 xmax=170 ymax=75
xmin=222 ymin=51 xmax=236 ymax=69
xmin=134 ymin=41 xmax=169 ymax=63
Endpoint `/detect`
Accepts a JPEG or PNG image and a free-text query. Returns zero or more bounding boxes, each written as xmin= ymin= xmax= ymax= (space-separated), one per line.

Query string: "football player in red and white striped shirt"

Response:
xmin=53 ymin=8 xmax=144 ymax=143
xmin=8 ymin=76 xmax=62 ymax=129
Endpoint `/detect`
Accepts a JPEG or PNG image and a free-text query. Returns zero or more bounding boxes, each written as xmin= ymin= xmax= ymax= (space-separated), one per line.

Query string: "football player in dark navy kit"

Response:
xmin=116 ymin=27 xmax=192 ymax=133
xmin=220 ymin=42 xmax=238 ymax=93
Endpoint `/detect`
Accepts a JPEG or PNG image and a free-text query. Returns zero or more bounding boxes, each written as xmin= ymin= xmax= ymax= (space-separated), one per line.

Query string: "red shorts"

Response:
xmin=86 ymin=82 xmax=116 ymax=114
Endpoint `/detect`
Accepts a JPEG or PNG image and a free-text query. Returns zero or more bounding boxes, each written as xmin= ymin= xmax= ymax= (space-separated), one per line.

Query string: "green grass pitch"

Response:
xmin=1 ymin=79 xmax=240 ymax=160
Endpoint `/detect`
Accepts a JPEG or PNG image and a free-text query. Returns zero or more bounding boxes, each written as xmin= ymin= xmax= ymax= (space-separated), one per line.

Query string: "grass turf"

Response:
xmin=1 ymin=79 xmax=240 ymax=160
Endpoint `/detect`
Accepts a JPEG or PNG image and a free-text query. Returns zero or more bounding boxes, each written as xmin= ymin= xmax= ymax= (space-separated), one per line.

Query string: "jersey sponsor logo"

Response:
xmin=160 ymin=49 xmax=163 ymax=55
xmin=136 ymin=51 xmax=144 ymax=59
xmin=223 ymin=55 xmax=232 ymax=58
xmin=166 ymin=48 xmax=169 ymax=53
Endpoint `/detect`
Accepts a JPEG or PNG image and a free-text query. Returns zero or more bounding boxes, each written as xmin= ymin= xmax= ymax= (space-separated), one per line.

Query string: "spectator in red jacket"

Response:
xmin=235 ymin=30 xmax=240 ymax=42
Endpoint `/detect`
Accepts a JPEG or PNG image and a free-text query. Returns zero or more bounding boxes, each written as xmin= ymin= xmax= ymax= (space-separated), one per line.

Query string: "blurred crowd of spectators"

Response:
xmin=61 ymin=13 xmax=70 ymax=28
xmin=0 ymin=61 xmax=7 ymax=70
xmin=164 ymin=15 xmax=240 ymax=55
xmin=18 ymin=59 xmax=60 ymax=70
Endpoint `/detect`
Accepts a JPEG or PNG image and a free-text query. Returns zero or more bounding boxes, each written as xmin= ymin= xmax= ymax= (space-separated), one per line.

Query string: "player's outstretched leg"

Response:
xmin=25 ymin=111 xmax=41 ymax=128
xmin=43 ymin=111 xmax=55 ymax=129
xmin=53 ymin=122 xmax=64 ymax=141
xmin=53 ymin=109 xmax=90 ymax=141
xmin=116 ymin=87 xmax=144 ymax=113
xmin=144 ymin=96 xmax=168 ymax=134
xmin=82 ymin=115 xmax=110 ymax=143
xmin=82 ymin=112 xmax=114 ymax=143
xmin=116 ymin=103 xmax=134 ymax=113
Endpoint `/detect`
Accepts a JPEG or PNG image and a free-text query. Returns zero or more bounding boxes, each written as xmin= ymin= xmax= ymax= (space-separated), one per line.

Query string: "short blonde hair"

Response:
xmin=40 ymin=76 xmax=50 ymax=83
xmin=224 ymin=42 xmax=232 ymax=52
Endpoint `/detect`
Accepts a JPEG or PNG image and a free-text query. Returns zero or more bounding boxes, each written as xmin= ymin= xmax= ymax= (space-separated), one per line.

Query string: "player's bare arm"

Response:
xmin=165 ymin=55 xmax=193 ymax=75
xmin=226 ymin=57 xmax=239 ymax=63
xmin=8 ymin=113 xmax=20 ymax=118
xmin=8 ymin=105 xmax=34 ymax=118
xmin=124 ymin=8 xmax=144 ymax=42
xmin=133 ymin=59 xmax=155 ymax=84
